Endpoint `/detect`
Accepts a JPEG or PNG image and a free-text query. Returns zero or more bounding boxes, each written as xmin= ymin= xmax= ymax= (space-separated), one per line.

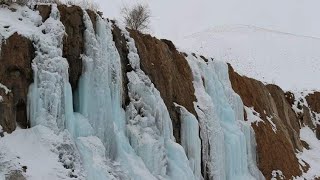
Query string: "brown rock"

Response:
xmin=86 ymin=9 xmax=97 ymax=32
xmin=266 ymin=84 xmax=303 ymax=151
xmin=284 ymin=91 xmax=295 ymax=106
xmin=129 ymin=30 xmax=197 ymax=143
xmin=0 ymin=33 xmax=34 ymax=133
xmin=111 ymin=25 xmax=131 ymax=108
xmin=36 ymin=5 xmax=51 ymax=22
xmin=228 ymin=64 xmax=302 ymax=179
xmin=302 ymin=105 xmax=315 ymax=129
xmin=57 ymin=5 xmax=84 ymax=92
xmin=306 ymin=92 xmax=320 ymax=114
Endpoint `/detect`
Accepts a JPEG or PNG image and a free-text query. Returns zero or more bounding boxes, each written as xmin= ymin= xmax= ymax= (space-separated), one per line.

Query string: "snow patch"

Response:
xmin=244 ymin=107 xmax=264 ymax=126
xmin=295 ymin=127 xmax=320 ymax=180
xmin=271 ymin=170 xmax=285 ymax=180
xmin=266 ymin=115 xmax=277 ymax=133
xmin=0 ymin=83 xmax=11 ymax=94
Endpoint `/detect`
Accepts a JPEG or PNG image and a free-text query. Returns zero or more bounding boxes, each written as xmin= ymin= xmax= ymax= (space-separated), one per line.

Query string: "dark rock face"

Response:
xmin=228 ymin=65 xmax=302 ymax=179
xmin=111 ymin=25 xmax=131 ymax=108
xmin=306 ymin=92 xmax=320 ymax=114
xmin=36 ymin=5 xmax=51 ymax=22
xmin=57 ymin=5 xmax=84 ymax=92
xmin=0 ymin=33 xmax=34 ymax=133
xmin=129 ymin=30 xmax=197 ymax=143
xmin=86 ymin=9 xmax=97 ymax=32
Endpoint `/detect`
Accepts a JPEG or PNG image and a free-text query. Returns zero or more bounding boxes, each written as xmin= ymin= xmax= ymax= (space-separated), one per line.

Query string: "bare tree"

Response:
xmin=122 ymin=3 xmax=151 ymax=32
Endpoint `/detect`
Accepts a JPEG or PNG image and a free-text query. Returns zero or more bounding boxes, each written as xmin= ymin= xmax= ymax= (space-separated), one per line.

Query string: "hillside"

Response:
xmin=177 ymin=25 xmax=320 ymax=91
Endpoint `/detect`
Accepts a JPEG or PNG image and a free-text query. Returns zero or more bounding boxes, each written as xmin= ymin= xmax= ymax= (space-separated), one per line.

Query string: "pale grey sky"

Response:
xmin=95 ymin=0 xmax=320 ymax=42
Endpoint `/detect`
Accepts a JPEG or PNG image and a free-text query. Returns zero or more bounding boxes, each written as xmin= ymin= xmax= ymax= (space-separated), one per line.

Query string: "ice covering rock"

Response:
xmin=185 ymin=53 xmax=264 ymax=180
xmin=119 ymin=24 xmax=196 ymax=180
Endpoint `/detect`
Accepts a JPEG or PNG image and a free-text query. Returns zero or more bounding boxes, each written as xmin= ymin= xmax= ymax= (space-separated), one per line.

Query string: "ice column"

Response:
xmin=176 ymin=104 xmax=202 ymax=180
xmin=185 ymin=54 xmax=264 ymax=180
xmin=28 ymin=4 xmax=69 ymax=132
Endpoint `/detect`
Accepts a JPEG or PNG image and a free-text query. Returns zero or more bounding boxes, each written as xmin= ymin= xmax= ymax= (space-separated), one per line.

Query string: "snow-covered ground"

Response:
xmin=296 ymin=127 xmax=320 ymax=179
xmin=177 ymin=25 xmax=320 ymax=91
xmin=0 ymin=126 xmax=85 ymax=180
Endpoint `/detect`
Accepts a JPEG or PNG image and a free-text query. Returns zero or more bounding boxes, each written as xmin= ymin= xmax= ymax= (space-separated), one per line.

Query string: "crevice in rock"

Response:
xmin=111 ymin=23 xmax=132 ymax=108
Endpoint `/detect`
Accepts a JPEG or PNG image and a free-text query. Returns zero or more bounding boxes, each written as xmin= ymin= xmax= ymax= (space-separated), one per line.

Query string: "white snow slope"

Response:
xmin=177 ymin=25 xmax=320 ymax=91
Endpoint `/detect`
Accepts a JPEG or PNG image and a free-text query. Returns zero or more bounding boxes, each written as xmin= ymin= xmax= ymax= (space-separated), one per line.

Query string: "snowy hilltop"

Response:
xmin=177 ymin=24 xmax=320 ymax=91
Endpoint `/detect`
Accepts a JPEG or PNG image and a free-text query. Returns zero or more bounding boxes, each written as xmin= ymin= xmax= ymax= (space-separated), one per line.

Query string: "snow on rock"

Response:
xmin=245 ymin=106 xmax=277 ymax=133
xmin=266 ymin=115 xmax=277 ymax=133
xmin=0 ymin=83 xmax=11 ymax=94
xmin=271 ymin=170 xmax=285 ymax=180
xmin=185 ymin=53 xmax=264 ymax=180
xmin=244 ymin=107 xmax=264 ymax=126
xmin=291 ymin=90 xmax=320 ymax=127
xmin=295 ymin=127 xmax=320 ymax=180
xmin=0 ymin=5 xmax=42 ymax=39
xmin=0 ymin=82 xmax=11 ymax=103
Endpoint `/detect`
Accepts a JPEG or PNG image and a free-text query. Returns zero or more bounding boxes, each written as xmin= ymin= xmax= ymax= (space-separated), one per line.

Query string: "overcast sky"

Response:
xmin=94 ymin=0 xmax=320 ymax=42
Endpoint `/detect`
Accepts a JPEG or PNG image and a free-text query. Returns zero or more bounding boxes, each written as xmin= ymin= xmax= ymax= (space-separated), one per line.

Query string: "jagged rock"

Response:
xmin=305 ymin=92 xmax=320 ymax=138
xmin=266 ymin=84 xmax=303 ymax=151
xmin=306 ymin=92 xmax=320 ymax=114
xmin=129 ymin=31 xmax=197 ymax=143
xmin=0 ymin=33 xmax=34 ymax=133
xmin=228 ymin=64 xmax=302 ymax=179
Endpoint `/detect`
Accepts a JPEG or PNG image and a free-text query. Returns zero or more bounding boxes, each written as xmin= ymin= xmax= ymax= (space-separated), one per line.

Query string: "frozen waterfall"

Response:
xmin=25 ymin=4 xmax=264 ymax=180
xmin=185 ymin=54 xmax=265 ymax=180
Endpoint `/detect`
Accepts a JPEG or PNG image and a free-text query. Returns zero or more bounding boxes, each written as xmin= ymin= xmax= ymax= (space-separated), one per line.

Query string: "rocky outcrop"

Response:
xmin=297 ymin=92 xmax=320 ymax=139
xmin=0 ymin=5 xmax=99 ymax=133
xmin=266 ymin=84 xmax=303 ymax=151
xmin=57 ymin=5 xmax=85 ymax=91
xmin=0 ymin=33 xmax=34 ymax=133
xmin=228 ymin=65 xmax=302 ymax=179
xmin=129 ymin=31 xmax=197 ymax=143
xmin=306 ymin=92 xmax=320 ymax=114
